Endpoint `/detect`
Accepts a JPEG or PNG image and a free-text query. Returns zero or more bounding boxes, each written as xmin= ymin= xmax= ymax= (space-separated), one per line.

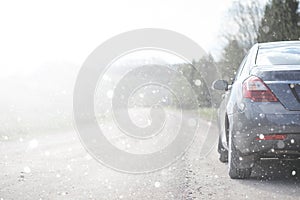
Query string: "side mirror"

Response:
xmin=212 ymin=80 xmax=229 ymax=91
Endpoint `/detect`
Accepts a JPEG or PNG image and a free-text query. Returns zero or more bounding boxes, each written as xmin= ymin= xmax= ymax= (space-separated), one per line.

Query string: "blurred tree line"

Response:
xmin=175 ymin=54 xmax=220 ymax=108
xmin=219 ymin=0 xmax=300 ymax=83
xmin=184 ymin=0 xmax=300 ymax=108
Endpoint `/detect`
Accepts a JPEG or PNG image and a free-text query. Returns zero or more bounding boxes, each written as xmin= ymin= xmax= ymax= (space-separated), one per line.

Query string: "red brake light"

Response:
xmin=242 ymin=76 xmax=278 ymax=102
xmin=255 ymin=134 xmax=287 ymax=140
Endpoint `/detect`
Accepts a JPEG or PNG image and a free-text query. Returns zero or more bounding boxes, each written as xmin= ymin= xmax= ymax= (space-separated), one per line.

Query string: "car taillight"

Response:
xmin=242 ymin=76 xmax=278 ymax=102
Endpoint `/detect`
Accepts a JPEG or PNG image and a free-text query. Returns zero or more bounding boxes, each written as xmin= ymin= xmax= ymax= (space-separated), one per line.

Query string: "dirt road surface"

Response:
xmin=0 ymin=120 xmax=299 ymax=200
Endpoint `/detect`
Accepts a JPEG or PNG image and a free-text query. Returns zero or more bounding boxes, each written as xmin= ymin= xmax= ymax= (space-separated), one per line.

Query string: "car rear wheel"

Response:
xmin=228 ymin=133 xmax=252 ymax=179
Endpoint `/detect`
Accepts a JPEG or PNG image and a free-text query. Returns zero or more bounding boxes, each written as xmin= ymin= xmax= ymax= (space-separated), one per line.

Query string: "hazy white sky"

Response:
xmin=0 ymin=0 xmax=234 ymax=77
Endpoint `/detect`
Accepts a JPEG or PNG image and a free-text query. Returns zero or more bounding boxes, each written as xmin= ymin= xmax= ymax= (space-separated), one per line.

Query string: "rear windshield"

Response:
xmin=256 ymin=44 xmax=300 ymax=65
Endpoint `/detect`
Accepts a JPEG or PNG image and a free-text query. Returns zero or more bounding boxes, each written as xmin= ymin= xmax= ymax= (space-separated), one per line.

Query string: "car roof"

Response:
xmin=258 ymin=40 xmax=300 ymax=49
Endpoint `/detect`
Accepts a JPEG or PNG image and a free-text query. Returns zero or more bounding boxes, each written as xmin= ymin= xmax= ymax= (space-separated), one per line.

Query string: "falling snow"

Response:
xmin=23 ymin=166 xmax=31 ymax=174
xmin=154 ymin=181 xmax=161 ymax=188
xmin=194 ymin=79 xmax=202 ymax=86
xmin=28 ymin=139 xmax=39 ymax=149
xmin=107 ymin=90 xmax=114 ymax=98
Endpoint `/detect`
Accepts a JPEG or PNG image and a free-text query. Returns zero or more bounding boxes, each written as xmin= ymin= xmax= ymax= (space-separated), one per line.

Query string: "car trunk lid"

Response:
xmin=251 ymin=65 xmax=300 ymax=111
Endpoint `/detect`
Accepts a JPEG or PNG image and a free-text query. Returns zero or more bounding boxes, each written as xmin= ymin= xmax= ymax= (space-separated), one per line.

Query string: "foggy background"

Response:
xmin=0 ymin=0 xmax=235 ymax=139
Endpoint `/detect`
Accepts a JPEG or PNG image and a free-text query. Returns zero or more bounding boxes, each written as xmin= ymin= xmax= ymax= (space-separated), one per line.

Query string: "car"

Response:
xmin=213 ymin=41 xmax=300 ymax=179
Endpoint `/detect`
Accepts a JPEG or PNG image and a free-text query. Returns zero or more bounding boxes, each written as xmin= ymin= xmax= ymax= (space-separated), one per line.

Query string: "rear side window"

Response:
xmin=256 ymin=44 xmax=300 ymax=65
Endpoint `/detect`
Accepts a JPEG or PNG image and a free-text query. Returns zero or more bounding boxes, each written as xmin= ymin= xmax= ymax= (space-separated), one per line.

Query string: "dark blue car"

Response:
xmin=213 ymin=41 xmax=300 ymax=179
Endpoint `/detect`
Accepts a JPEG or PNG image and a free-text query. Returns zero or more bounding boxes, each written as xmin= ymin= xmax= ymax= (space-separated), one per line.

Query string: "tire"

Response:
xmin=228 ymin=133 xmax=252 ymax=179
xmin=218 ymin=137 xmax=228 ymax=163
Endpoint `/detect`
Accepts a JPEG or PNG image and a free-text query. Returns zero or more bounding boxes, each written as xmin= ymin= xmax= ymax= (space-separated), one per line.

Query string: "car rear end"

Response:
xmin=232 ymin=42 xmax=300 ymax=161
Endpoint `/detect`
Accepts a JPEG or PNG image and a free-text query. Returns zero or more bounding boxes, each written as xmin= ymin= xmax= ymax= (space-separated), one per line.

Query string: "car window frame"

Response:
xmin=233 ymin=52 xmax=249 ymax=83
xmin=234 ymin=44 xmax=259 ymax=82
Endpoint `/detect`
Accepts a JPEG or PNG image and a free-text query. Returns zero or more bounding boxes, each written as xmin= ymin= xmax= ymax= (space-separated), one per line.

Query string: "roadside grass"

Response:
xmin=0 ymin=106 xmax=218 ymax=141
xmin=198 ymin=107 xmax=218 ymax=122
xmin=0 ymin=117 xmax=74 ymax=141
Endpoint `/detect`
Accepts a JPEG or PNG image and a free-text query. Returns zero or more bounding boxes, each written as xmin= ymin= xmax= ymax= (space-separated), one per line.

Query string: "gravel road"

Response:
xmin=0 ymin=120 xmax=299 ymax=200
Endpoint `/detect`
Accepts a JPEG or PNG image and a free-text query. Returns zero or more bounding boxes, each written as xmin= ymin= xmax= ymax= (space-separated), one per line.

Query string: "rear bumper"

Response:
xmin=230 ymin=104 xmax=300 ymax=157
